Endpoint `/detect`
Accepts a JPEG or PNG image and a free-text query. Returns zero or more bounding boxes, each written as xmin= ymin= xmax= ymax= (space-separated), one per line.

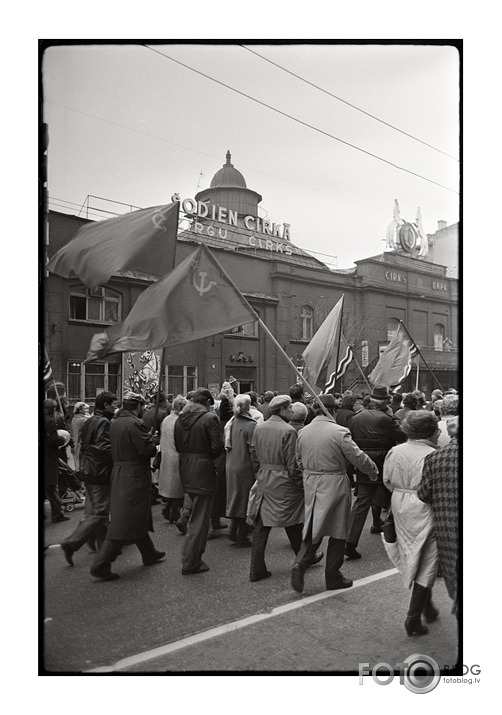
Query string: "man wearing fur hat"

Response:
xmin=345 ymin=385 xmax=406 ymax=560
xmin=90 ymin=392 xmax=165 ymax=580
xmin=174 ymin=388 xmax=225 ymax=574
xmin=292 ymin=394 xmax=378 ymax=593
xmin=249 ymin=394 xmax=322 ymax=582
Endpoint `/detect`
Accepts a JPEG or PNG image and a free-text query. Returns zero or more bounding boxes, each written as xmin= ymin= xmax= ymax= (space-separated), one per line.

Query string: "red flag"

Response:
xmin=369 ymin=322 xmax=419 ymax=388
xmin=302 ymin=297 xmax=345 ymax=391
xmin=85 ymin=245 xmax=257 ymax=361
xmin=47 ymin=203 xmax=179 ymax=289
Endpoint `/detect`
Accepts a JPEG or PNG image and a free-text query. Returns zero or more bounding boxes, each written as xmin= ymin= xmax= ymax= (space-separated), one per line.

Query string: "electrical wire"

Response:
xmin=142 ymin=45 xmax=459 ymax=195
xmin=240 ymin=45 xmax=459 ymax=162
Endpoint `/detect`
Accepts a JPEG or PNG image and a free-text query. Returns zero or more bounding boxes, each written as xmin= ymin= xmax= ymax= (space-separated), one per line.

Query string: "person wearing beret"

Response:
xmin=292 ymin=393 xmax=378 ymax=593
xmin=345 ymin=385 xmax=406 ymax=560
xmin=90 ymin=392 xmax=165 ymax=580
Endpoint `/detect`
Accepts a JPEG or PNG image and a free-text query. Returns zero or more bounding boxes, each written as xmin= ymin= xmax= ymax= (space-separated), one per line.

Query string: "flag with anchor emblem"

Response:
xmin=85 ymin=245 xmax=257 ymax=360
xmin=47 ymin=203 xmax=179 ymax=289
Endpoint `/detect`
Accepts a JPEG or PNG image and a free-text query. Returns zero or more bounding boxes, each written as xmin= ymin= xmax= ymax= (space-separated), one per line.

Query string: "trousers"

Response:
xmin=45 ymin=484 xmax=64 ymax=519
xmin=250 ymin=511 xmax=303 ymax=575
xmin=347 ymin=482 xmax=379 ymax=547
xmin=62 ymin=483 xmax=111 ymax=552
xmin=294 ymin=519 xmax=345 ymax=587
xmin=182 ymin=493 xmax=214 ymax=571
xmin=91 ymin=534 xmax=158 ymax=575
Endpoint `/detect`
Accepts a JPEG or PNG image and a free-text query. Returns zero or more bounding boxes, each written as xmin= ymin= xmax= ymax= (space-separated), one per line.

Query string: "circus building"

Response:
xmin=43 ymin=151 xmax=459 ymax=408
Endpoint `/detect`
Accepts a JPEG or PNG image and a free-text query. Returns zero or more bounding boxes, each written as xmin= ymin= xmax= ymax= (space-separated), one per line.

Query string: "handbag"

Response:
xmin=383 ymin=507 xmax=397 ymax=544
xmin=246 ymin=480 xmax=259 ymax=526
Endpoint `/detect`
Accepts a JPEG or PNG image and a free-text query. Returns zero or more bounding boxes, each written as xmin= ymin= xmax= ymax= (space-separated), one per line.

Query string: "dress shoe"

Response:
xmin=52 ymin=514 xmax=70 ymax=523
xmin=326 ymin=576 xmax=353 ymax=590
xmin=143 ymin=550 xmax=166 ymax=566
xmin=211 ymin=520 xmax=227 ymax=530
xmin=404 ymin=617 xmax=429 ymax=636
xmin=345 ymin=544 xmax=362 ymax=560
xmin=249 ymin=570 xmax=272 ymax=582
xmin=61 ymin=543 xmax=74 ymax=566
xmin=234 ymin=539 xmax=252 ymax=548
xmin=291 ymin=564 xmax=304 ymax=593
xmin=207 ymin=530 xmax=221 ymax=540
xmin=182 ymin=561 xmax=210 ymax=575
xmin=307 ymin=551 xmax=324 ymax=567
xmin=90 ymin=568 xmax=120 ymax=581
xmin=370 ymin=525 xmax=383 ymax=534
xmin=175 ymin=517 xmax=188 ymax=535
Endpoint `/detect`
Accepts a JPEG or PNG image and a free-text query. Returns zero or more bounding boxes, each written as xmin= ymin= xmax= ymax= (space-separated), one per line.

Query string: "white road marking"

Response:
xmin=86 ymin=567 xmax=398 ymax=673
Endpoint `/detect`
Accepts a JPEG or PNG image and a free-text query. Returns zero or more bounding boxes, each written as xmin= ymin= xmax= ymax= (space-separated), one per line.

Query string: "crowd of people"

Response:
xmin=44 ymin=379 xmax=459 ymax=636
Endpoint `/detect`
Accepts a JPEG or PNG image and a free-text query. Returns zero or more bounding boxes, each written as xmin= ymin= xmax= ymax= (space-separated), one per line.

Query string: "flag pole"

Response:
xmin=333 ymin=295 xmax=344 ymax=394
xmin=351 ymin=350 xmax=372 ymax=392
xmin=415 ymin=358 xmax=420 ymax=391
xmin=399 ymin=321 xmax=444 ymax=391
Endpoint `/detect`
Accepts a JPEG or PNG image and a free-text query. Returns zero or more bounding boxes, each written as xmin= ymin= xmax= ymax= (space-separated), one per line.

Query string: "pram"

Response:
xmin=58 ymin=458 xmax=86 ymax=512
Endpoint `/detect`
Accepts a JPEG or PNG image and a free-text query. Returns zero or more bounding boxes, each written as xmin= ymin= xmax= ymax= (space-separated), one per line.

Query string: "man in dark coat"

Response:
xmin=290 ymin=383 xmax=315 ymax=426
xmin=61 ymin=391 xmax=117 ymax=566
xmin=90 ymin=392 xmax=165 ymax=580
xmin=43 ymin=399 xmax=70 ymax=523
xmin=345 ymin=385 xmax=406 ymax=559
xmin=174 ymin=388 xmax=224 ymax=574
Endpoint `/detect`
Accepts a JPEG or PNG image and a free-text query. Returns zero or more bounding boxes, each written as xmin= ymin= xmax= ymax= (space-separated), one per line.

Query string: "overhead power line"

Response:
xmin=240 ymin=45 xmax=459 ymax=162
xmin=143 ymin=45 xmax=459 ymax=195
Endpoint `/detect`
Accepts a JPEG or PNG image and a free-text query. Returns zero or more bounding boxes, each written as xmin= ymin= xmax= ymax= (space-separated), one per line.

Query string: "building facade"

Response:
xmin=43 ymin=152 xmax=459 ymax=407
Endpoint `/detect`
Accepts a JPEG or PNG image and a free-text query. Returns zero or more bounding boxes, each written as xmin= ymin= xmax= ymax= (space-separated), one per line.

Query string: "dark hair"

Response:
xmin=263 ymin=391 xmax=274 ymax=402
xmin=391 ymin=393 xmax=403 ymax=404
xmin=289 ymin=384 xmax=304 ymax=400
xmin=43 ymin=398 xmax=58 ymax=414
xmin=334 ymin=392 xmax=343 ymax=399
xmin=123 ymin=399 xmax=142 ymax=411
xmin=341 ymin=395 xmax=357 ymax=411
xmin=246 ymin=391 xmax=259 ymax=407
xmin=401 ymin=410 xmax=438 ymax=440
xmin=403 ymin=393 xmax=419 ymax=409
xmin=95 ymin=391 xmax=117 ymax=411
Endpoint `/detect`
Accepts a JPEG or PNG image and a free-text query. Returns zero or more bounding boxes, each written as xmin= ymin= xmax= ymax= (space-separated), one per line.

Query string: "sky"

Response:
xmin=41 ymin=41 xmax=460 ymax=269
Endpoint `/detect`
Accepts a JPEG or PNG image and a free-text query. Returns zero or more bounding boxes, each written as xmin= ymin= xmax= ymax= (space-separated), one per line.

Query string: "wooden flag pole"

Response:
xmin=351 ymin=350 xmax=373 ymax=392
xmin=333 ymin=295 xmax=344 ymax=394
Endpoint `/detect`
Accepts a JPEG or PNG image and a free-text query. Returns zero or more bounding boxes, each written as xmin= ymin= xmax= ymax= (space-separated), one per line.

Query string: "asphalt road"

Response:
xmin=42 ymin=499 xmax=458 ymax=674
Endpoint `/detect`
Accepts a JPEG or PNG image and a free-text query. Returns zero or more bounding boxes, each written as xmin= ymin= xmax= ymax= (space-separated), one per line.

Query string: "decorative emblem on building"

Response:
xmin=386 ymin=200 xmax=429 ymax=257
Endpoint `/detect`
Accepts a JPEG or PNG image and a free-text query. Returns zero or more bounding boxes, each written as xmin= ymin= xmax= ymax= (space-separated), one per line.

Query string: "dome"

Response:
xmin=210 ymin=150 xmax=247 ymax=189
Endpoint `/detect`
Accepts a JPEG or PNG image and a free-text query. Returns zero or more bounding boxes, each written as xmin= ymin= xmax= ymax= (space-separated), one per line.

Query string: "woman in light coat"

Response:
xmin=71 ymin=402 xmax=90 ymax=470
xmin=158 ymin=395 xmax=188 ymax=522
xmin=383 ymin=410 xmax=440 ymax=636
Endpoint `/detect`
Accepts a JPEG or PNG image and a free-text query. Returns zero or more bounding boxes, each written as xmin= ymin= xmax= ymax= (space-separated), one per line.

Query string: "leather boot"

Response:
xmin=405 ymin=582 xmax=429 ymax=636
xmin=370 ymin=506 xmax=383 ymax=533
xmin=228 ymin=518 xmax=238 ymax=543
xmin=90 ymin=539 xmax=122 ymax=580
xmin=423 ymin=588 xmax=440 ymax=623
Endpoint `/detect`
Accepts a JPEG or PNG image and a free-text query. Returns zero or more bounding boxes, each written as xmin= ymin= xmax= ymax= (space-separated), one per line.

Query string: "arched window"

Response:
xmin=69 ymin=285 xmax=122 ymax=324
xmin=387 ymin=318 xmax=400 ymax=342
xmin=301 ymin=305 xmax=314 ymax=341
xmin=434 ymin=323 xmax=445 ymax=351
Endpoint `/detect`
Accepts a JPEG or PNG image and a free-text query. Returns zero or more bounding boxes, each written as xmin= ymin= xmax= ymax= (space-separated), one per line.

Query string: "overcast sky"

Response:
xmin=42 ymin=41 xmax=459 ymax=269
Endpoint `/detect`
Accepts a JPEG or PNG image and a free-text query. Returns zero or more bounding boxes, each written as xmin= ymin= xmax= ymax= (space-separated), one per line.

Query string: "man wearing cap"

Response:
xmin=345 ymin=385 xmax=406 ymax=560
xmin=249 ymin=394 xmax=322 ymax=582
xmin=291 ymin=394 xmax=378 ymax=593
xmin=90 ymin=392 xmax=165 ymax=580
xmin=174 ymin=388 xmax=225 ymax=574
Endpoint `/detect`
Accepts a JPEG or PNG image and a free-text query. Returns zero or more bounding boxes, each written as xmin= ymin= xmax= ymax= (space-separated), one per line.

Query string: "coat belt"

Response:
xmin=393 ymin=487 xmax=416 ymax=493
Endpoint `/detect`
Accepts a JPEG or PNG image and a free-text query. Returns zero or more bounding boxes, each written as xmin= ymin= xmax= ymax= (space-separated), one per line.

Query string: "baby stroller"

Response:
xmin=58 ymin=458 xmax=86 ymax=512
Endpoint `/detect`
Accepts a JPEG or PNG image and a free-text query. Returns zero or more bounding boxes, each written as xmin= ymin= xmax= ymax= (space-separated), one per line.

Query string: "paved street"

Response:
xmin=42 ymin=499 xmax=458 ymax=674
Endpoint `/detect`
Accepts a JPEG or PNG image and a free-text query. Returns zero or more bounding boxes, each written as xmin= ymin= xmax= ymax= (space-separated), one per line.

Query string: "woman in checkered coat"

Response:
xmin=418 ymin=416 xmax=459 ymax=616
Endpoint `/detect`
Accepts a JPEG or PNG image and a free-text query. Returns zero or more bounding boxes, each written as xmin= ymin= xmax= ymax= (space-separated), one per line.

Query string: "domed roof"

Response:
xmin=210 ymin=150 xmax=247 ymax=188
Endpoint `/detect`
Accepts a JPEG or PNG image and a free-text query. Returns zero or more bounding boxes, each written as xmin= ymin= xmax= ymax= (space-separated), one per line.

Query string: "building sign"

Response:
xmin=361 ymin=340 xmax=369 ymax=368
xmin=181 ymin=198 xmax=293 ymax=256
xmin=385 ymin=270 xmax=407 ymax=284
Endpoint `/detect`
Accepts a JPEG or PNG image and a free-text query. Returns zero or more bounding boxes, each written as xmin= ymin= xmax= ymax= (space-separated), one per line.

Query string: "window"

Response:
xmin=301 ymin=305 xmax=314 ymax=341
xmin=69 ymin=286 xmax=121 ymax=324
xmin=67 ymin=361 xmax=121 ymax=402
xmin=387 ymin=318 xmax=400 ymax=342
xmin=225 ymin=310 xmax=259 ymax=337
xmin=166 ymin=365 xmax=198 ymax=396
xmin=434 ymin=323 xmax=445 ymax=351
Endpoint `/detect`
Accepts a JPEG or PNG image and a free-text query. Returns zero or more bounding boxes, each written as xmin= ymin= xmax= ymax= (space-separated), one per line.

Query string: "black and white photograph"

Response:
xmin=36 ymin=35 xmax=467 ymax=692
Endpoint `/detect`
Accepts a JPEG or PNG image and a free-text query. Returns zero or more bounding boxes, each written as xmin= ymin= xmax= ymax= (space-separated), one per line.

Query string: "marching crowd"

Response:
xmin=43 ymin=379 xmax=459 ymax=637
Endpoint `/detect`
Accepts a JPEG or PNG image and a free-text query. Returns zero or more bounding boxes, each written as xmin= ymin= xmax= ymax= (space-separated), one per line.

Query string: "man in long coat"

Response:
xmin=174 ymin=388 xmax=224 ymax=574
xmin=249 ymin=394 xmax=322 ymax=582
xmin=90 ymin=392 xmax=165 ymax=580
xmin=418 ymin=417 xmax=459 ymax=616
xmin=291 ymin=394 xmax=378 ymax=593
